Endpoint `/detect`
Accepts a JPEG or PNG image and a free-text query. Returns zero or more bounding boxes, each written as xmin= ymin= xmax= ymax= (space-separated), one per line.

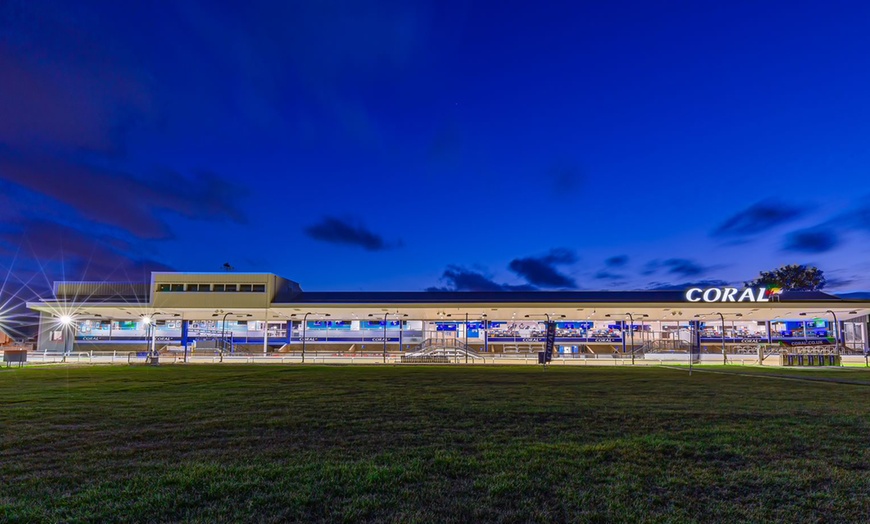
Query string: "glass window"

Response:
xmin=224 ymin=284 xmax=238 ymax=292
xmin=239 ymin=284 xmax=253 ymax=292
xmin=157 ymin=284 xmax=171 ymax=292
xmin=213 ymin=284 xmax=225 ymax=292
xmin=252 ymin=284 xmax=266 ymax=293
xmin=170 ymin=284 xmax=184 ymax=292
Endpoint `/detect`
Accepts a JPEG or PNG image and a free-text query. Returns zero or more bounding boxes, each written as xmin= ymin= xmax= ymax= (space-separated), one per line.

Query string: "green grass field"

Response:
xmin=2 ymin=365 xmax=870 ymax=523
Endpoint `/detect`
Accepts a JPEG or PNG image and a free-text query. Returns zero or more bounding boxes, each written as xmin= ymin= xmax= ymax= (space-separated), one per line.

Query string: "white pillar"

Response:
xmin=263 ymin=312 xmax=269 ymax=354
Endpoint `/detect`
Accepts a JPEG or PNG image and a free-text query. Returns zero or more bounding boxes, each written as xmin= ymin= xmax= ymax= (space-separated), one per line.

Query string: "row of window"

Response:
xmin=156 ymin=283 xmax=267 ymax=293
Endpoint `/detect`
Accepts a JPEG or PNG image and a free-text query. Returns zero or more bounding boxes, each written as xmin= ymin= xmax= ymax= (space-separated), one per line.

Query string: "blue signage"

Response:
xmin=295 ymin=337 xmax=400 ymax=343
xmin=488 ymin=336 xmax=622 ymax=343
xmin=361 ymin=320 xmax=402 ymax=329
xmin=557 ymin=322 xmax=593 ymax=329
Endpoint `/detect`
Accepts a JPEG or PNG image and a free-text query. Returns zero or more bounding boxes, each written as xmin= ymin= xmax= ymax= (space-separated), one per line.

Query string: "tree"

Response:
xmin=745 ymin=264 xmax=826 ymax=291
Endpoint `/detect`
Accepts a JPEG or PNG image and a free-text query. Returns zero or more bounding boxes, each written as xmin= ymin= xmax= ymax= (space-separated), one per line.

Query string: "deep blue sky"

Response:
xmin=1 ymin=0 xmax=870 ymax=296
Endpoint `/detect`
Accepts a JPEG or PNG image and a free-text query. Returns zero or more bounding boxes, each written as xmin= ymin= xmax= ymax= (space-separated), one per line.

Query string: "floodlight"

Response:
xmin=60 ymin=315 xmax=72 ymax=325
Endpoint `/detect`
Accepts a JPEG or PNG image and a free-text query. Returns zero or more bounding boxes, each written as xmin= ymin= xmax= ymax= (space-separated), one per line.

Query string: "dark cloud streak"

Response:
xmin=712 ymin=200 xmax=805 ymax=238
xmin=605 ymin=255 xmax=628 ymax=268
xmin=508 ymin=248 xmax=577 ymax=288
xmin=646 ymin=280 xmax=731 ymax=291
xmin=644 ymin=258 xmax=710 ymax=277
xmin=427 ymin=265 xmax=535 ymax=292
xmin=304 ymin=216 xmax=397 ymax=251
xmin=0 ymin=153 xmax=248 ymax=240
xmin=782 ymin=227 xmax=839 ymax=253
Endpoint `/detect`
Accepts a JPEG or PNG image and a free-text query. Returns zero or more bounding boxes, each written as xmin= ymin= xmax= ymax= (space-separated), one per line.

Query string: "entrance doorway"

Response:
xmin=426 ymin=322 xmax=459 ymax=346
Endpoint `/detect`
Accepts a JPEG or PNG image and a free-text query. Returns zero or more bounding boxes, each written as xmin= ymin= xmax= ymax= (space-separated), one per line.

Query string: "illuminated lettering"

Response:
xmin=702 ymin=288 xmax=723 ymax=302
xmin=685 ymin=288 xmax=703 ymax=302
xmin=722 ymin=288 xmax=738 ymax=302
xmin=737 ymin=288 xmax=755 ymax=302
xmin=685 ymin=287 xmax=768 ymax=303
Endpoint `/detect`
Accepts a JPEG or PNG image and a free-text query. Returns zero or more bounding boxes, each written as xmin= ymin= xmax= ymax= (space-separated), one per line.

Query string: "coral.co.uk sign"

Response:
xmin=684 ymin=287 xmax=777 ymax=303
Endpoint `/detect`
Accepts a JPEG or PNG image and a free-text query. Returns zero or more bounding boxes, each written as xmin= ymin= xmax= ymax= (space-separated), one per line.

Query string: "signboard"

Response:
xmin=780 ymin=339 xmax=832 ymax=347
xmin=684 ymin=287 xmax=780 ymax=303
xmin=557 ymin=321 xmax=593 ymax=329
xmin=296 ymin=337 xmax=400 ymax=343
xmin=488 ymin=336 xmax=623 ymax=343
xmin=699 ymin=337 xmax=764 ymax=344
xmin=361 ymin=320 xmax=402 ymax=329
xmin=544 ymin=321 xmax=556 ymax=362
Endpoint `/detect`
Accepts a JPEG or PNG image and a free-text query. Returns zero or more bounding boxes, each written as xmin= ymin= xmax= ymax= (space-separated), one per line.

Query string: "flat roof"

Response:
xmin=25 ymin=275 xmax=870 ymax=322
xmin=282 ymin=289 xmax=844 ymax=305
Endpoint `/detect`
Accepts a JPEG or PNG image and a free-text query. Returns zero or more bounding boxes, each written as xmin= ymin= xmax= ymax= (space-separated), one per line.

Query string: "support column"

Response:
xmin=263 ymin=315 xmax=269 ymax=354
xmin=621 ymin=321 xmax=627 ymax=354
xmin=181 ymin=320 xmax=189 ymax=362
xmin=689 ymin=320 xmax=701 ymax=364
xmin=64 ymin=323 xmax=74 ymax=355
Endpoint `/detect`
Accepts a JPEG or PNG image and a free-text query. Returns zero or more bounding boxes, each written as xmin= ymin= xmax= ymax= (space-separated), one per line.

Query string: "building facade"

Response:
xmin=26 ymin=272 xmax=870 ymax=358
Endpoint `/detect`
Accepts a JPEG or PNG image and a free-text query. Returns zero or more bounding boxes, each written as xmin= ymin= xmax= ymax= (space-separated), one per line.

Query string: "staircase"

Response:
xmin=633 ymin=339 xmax=691 ymax=357
xmin=403 ymin=338 xmax=483 ymax=362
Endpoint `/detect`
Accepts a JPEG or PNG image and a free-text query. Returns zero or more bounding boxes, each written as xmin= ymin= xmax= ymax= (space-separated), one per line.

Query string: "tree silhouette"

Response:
xmin=745 ymin=264 xmax=826 ymax=291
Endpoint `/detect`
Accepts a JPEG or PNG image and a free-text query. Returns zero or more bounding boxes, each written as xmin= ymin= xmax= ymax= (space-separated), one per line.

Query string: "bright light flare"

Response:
xmin=59 ymin=315 xmax=72 ymax=325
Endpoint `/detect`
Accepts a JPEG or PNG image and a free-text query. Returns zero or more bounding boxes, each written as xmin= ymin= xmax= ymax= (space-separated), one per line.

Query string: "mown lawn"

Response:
xmin=1 ymin=365 xmax=869 ymax=523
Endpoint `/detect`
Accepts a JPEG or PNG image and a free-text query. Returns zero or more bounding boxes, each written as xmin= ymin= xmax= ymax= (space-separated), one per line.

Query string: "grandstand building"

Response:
xmin=25 ymin=272 xmax=870 ymax=360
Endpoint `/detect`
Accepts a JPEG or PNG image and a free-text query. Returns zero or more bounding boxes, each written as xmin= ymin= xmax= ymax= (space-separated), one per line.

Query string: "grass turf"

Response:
xmin=1 ymin=365 xmax=869 ymax=523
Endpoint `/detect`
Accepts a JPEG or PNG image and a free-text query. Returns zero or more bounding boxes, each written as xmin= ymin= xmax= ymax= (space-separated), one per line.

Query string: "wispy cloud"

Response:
xmin=0 ymin=218 xmax=173 ymax=281
xmin=605 ymin=255 xmax=628 ymax=268
xmin=712 ymin=200 xmax=805 ymax=238
xmin=646 ymin=279 xmax=731 ymax=291
xmin=304 ymin=216 xmax=399 ymax=251
xmin=427 ymin=265 xmax=535 ymax=292
xmin=644 ymin=258 xmax=711 ymax=278
xmin=508 ymin=248 xmax=577 ymax=288
xmin=594 ymin=270 xmax=624 ymax=281
xmin=782 ymin=227 xmax=839 ymax=253
xmin=0 ymin=152 xmax=247 ymax=241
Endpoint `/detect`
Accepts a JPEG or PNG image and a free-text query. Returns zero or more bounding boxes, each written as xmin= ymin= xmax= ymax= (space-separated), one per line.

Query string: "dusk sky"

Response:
xmin=2 ymin=0 xmax=870 ymax=296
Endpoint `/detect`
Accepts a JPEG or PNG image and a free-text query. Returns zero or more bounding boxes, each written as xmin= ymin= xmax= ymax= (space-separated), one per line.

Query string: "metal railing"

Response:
xmin=405 ymin=338 xmax=483 ymax=361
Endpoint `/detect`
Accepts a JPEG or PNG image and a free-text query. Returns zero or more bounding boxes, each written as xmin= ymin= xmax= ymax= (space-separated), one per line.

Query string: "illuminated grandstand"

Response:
xmin=25 ymin=272 xmax=870 ymax=363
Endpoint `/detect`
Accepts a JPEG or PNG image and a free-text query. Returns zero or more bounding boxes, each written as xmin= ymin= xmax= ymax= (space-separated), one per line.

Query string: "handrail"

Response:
xmin=405 ymin=338 xmax=483 ymax=360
